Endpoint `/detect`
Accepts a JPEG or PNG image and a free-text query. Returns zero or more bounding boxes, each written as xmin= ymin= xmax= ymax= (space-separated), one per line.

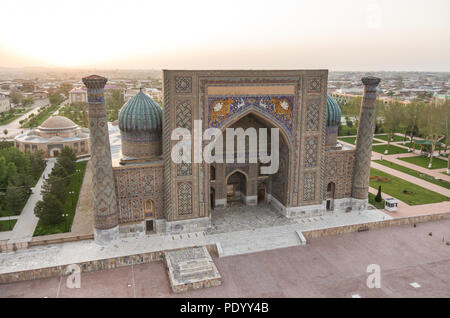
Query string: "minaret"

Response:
xmin=351 ymin=76 xmax=381 ymax=210
xmin=82 ymin=75 xmax=119 ymax=244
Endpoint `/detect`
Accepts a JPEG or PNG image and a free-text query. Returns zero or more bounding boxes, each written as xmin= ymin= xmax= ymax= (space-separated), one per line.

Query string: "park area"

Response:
xmin=399 ymin=156 xmax=448 ymax=170
xmin=33 ymin=160 xmax=87 ymax=236
xmin=372 ymin=144 xmax=409 ymax=155
xmin=369 ymin=168 xmax=450 ymax=206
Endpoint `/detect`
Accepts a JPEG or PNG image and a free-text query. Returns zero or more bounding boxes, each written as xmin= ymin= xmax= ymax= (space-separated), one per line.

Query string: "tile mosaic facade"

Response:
xmin=177 ymin=182 xmax=193 ymax=215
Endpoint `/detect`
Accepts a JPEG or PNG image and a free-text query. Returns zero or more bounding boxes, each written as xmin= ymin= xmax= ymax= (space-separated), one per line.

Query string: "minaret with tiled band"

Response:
xmin=82 ymin=75 xmax=119 ymax=244
xmin=351 ymin=76 xmax=381 ymax=210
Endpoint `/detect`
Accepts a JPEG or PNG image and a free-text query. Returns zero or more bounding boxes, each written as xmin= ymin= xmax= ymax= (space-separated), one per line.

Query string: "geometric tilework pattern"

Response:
xmin=176 ymin=100 xmax=193 ymax=176
xmin=113 ymin=166 xmax=164 ymax=223
xmin=177 ymin=162 xmax=192 ymax=176
xmin=303 ymin=173 xmax=315 ymax=201
xmin=175 ymin=76 xmax=192 ymax=94
xmin=176 ymin=100 xmax=192 ymax=130
xmin=352 ymin=77 xmax=381 ymax=200
xmin=308 ymin=78 xmax=321 ymax=93
xmin=178 ymin=182 xmax=193 ymax=215
xmin=87 ymin=101 xmax=119 ymax=230
xmin=306 ymin=102 xmax=320 ymax=131
xmin=304 ymin=137 xmax=318 ymax=168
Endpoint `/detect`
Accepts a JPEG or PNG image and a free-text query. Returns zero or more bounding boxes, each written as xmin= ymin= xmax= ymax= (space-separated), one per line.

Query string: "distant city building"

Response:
xmin=433 ymin=92 xmax=450 ymax=104
xmin=331 ymin=92 xmax=409 ymax=106
xmin=14 ymin=116 xmax=90 ymax=158
xmin=69 ymin=86 xmax=87 ymax=104
xmin=32 ymin=90 xmax=48 ymax=100
xmin=70 ymin=85 xmax=125 ymax=104
xmin=20 ymin=81 xmax=35 ymax=92
xmin=124 ymin=89 xmax=140 ymax=102
xmin=0 ymin=93 xmax=10 ymax=113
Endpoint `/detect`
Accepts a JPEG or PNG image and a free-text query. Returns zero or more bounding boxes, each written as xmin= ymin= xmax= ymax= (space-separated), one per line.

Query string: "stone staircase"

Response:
xmin=217 ymin=225 xmax=304 ymax=257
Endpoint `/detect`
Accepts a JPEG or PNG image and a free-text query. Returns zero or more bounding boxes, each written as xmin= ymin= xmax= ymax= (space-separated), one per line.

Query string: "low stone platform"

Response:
xmin=164 ymin=247 xmax=221 ymax=293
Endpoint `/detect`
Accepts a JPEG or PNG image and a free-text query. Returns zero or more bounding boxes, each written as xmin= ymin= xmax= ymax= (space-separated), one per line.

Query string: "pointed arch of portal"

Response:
xmin=206 ymin=108 xmax=293 ymax=213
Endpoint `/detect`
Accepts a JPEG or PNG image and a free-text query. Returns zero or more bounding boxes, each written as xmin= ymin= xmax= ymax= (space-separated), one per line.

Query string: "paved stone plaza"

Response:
xmin=1 ymin=218 xmax=448 ymax=298
xmin=207 ymin=202 xmax=298 ymax=234
xmin=0 ymin=205 xmax=391 ymax=275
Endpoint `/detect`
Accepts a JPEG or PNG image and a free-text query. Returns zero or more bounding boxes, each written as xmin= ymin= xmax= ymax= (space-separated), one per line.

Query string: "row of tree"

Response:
xmin=1 ymin=147 xmax=46 ymax=214
xmin=8 ymin=89 xmax=34 ymax=107
xmin=34 ymin=147 xmax=76 ymax=226
xmin=340 ymin=96 xmax=450 ymax=169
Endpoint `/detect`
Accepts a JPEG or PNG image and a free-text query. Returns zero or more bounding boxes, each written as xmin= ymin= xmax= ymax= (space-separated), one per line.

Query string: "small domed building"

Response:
xmin=325 ymin=95 xmax=342 ymax=148
xmin=118 ymin=89 xmax=162 ymax=164
xmin=14 ymin=116 xmax=90 ymax=158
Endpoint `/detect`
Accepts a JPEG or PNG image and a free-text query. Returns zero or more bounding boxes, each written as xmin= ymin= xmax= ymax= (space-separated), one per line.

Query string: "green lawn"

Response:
xmin=374 ymin=134 xmax=409 ymax=143
xmin=368 ymin=192 xmax=385 ymax=209
xmin=33 ymin=161 xmax=87 ymax=237
xmin=338 ymin=136 xmax=381 ymax=145
xmin=374 ymin=160 xmax=450 ymax=190
xmin=0 ymin=219 xmax=17 ymax=232
xmin=0 ymin=108 xmax=29 ymax=125
xmin=338 ymin=136 xmax=357 ymax=144
xmin=369 ymin=168 xmax=449 ymax=205
xmin=372 ymin=144 xmax=410 ymax=155
xmin=399 ymin=156 xmax=448 ymax=170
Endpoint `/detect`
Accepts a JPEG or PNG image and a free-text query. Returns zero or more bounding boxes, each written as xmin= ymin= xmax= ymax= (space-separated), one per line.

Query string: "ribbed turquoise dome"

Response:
xmin=326 ymin=95 xmax=342 ymax=127
xmin=119 ymin=90 xmax=162 ymax=132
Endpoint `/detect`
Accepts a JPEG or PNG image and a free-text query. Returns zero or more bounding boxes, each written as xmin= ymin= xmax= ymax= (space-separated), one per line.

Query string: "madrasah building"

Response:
xmin=82 ymin=70 xmax=380 ymax=245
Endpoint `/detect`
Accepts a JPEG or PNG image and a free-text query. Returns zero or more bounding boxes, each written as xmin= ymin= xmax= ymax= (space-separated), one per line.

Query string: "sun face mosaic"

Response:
xmin=207 ymin=95 xmax=295 ymax=135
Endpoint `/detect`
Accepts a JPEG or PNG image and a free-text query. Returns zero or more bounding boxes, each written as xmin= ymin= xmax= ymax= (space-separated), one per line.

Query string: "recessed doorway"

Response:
xmin=146 ymin=220 xmax=154 ymax=234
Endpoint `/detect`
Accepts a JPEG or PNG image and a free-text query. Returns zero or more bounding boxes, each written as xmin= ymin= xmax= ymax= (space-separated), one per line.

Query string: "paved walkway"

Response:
xmin=0 ymin=99 xmax=49 ymax=139
xmin=2 ymin=218 xmax=449 ymax=298
xmin=370 ymin=162 xmax=450 ymax=197
xmin=0 ymin=216 xmax=19 ymax=222
xmin=0 ymin=206 xmax=391 ymax=275
xmin=5 ymin=159 xmax=56 ymax=244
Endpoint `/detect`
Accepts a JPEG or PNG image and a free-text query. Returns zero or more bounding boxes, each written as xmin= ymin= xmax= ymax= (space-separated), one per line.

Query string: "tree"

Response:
xmin=2 ymin=129 xmax=7 ymax=138
xmin=106 ymin=90 xmax=125 ymax=122
xmin=29 ymin=150 xmax=45 ymax=180
xmin=375 ymin=185 xmax=382 ymax=202
xmin=9 ymin=89 xmax=24 ymax=105
xmin=0 ymin=157 xmax=6 ymax=186
xmin=402 ymin=101 xmax=424 ymax=151
xmin=34 ymin=194 xmax=64 ymax=226
xmin=419 ymin=101 xmax=444 ymax=168
xmin=6 ymin=162 xmax=17 ymax=181
xmin=49 ymin=93 xmax=64 ymax=106
xmin=5 ymin=185 xmax=26 ymax=214
xmin=60 ymin=146 xmax=76 ymax=162
xmin=41 ymin=173 xmax=68 ymax=203
xmin=381 ymin=101 xmax=403 ymax=154
xmin=22 ymin=97 xmax=34 ymax=107
xmin=440 ymin=99 xmax=450 ymax=173
xmin=58 ymin=83 xmax=74 ymax=97
xmin=342 ymin=96 xmax=362 ymax=130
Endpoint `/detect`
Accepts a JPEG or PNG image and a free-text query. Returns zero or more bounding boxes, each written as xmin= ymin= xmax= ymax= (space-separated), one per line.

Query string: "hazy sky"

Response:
xmin=0 ymin=0 xmax=449 ymax=71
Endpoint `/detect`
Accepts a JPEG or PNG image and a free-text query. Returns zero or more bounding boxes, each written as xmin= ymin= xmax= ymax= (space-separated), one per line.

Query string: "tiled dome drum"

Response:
xmin=325 ymin=95 xmax=342 ymax=147
xmin=118 ymin=89 xmax=162 ymax=160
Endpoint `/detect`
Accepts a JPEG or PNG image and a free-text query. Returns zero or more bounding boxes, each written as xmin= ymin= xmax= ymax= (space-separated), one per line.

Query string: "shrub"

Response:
xmin=375 ymin=185 xmax=382 ymax=202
